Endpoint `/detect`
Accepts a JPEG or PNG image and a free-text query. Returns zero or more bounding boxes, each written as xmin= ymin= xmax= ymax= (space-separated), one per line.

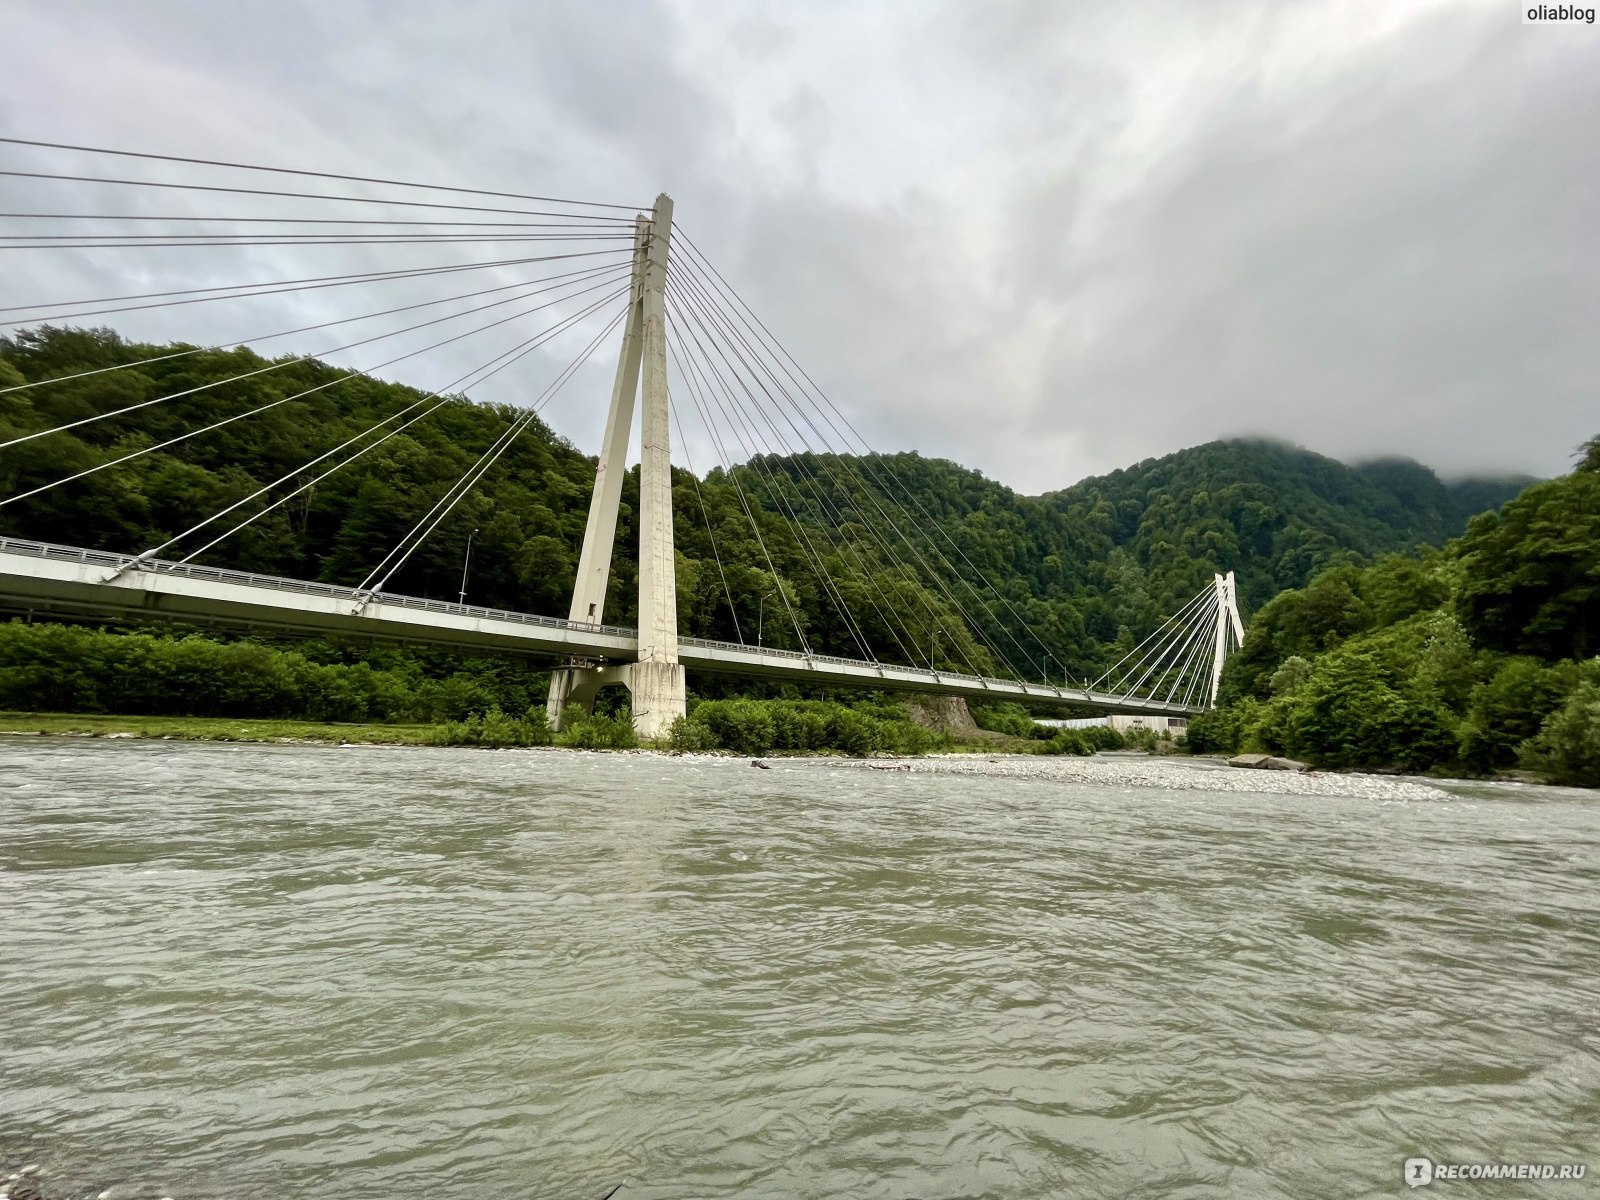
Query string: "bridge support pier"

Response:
xmin=545 ymin=660 xmax=686 ymax=740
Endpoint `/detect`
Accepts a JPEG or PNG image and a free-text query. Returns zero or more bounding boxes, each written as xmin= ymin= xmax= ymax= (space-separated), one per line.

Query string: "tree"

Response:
xmin=1455 ymin=467 xmax=1600 ymax=661
xmin=1520 ymin=683 xmax=1600 ymax=787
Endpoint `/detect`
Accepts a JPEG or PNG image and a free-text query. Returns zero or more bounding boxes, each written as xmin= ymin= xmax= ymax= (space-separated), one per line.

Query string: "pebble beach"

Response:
xmin=830 ymin=751 xmax=1453 ymax=801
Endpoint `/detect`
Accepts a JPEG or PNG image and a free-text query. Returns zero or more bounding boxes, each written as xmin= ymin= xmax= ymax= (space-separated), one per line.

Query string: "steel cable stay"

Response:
xmin=0 ymin=215 xmax=635 ymax=229
xmin=668 ymin=292 xmax=921 ymax=668
xmin=0 ymin=169 xmax=646 ymax=224
xmin=668 ymin=314 xmax=825 ymax=655
xmin=1160 ymin=602 xmax=1217 ymax=706
xmin=667 ymin=269 xmax=1001 ymax=676
xmin=351 ymin=306 xmax=629 ymax=606
xmin=1093 ymin=584 xmax=1222 ymax=702
xmin=666 ymin=292 xmax=931 ymax=671
xmin=1178 ymin=605 xmax=1225 ymax=708
xmin=663 ymin=271 xmax=930 ymax=668
xmin=0 ymin=264 xmax=635 ymax=453
xmin=668 ymin=268 xmax=977 ymax=671
xmin=0 ymin=255 xmax=635 ymax=398
xmin=0 ymin=280 xmax=631 ymax=508
xmin=666 ymin=300 xmax=892 ymax=664
xmin=668 ymin=244 xmax=1046 ymax=681
xmin=672 ymin=247 xmax=1044 ymax=681
xmin=1144 ymin=591 xmax=1220 ymax=703
xmin=0 ymin=247 xmax=630 ymax=324
xmin=674 ymin=229 xmax=1063 ymax=681
xmin=667 ymin=259 xmax=1031 ymax=680
xmin=664 ymin=325 xmax=810 ymax=655
xmin=121 ymin=296 xmax=632 ymax=572
xmin=0 ymin=136 xmax=647 ymax=212
xmin=668 ymin=393 xmax=743 ymax=645
xmin=667 ymin=327 xmax=957 ymax=676
xmin=0 ymin=232 xmax=640 ymax=251
xmin=1088 ymin=585 xmax=1215 ymax=694
xmin=1164 ymin=598 xmax=1224 ymax=705
xmin=666 ymin=303 xmax=878 ymax=663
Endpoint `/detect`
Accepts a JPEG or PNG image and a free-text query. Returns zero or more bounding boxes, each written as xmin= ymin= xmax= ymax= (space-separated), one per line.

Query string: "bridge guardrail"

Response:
xmin=0 ymin=536 xmax=1196 ymax=712
xmin=0 ymin=536 xmax=635 ymax=640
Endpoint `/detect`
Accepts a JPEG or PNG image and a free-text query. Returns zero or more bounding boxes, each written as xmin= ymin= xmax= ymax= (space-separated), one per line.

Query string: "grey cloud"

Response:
xmin=1 ymin=0 xmax=1593 ymax=495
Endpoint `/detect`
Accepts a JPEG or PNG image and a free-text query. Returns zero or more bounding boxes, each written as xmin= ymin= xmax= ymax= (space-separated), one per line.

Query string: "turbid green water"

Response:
xmin=2 ymin=739 xmax=1597 ymax=1199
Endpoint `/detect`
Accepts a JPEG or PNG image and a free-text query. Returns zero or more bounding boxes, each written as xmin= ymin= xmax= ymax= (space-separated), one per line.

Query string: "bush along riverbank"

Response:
xmin=0 ymin=620 xmax=1137 ymax=756
xmin=0 ymin=697 xmax=1137 ymax=757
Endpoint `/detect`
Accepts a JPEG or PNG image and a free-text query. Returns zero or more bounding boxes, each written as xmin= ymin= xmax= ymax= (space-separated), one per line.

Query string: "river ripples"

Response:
xmin=2 ymin=739 xmax=1597 ymax=1199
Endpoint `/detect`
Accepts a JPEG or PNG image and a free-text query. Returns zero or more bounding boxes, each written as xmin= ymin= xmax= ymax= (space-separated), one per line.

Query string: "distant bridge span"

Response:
xmin=0 ymin=537 xmax=1202 ymax=718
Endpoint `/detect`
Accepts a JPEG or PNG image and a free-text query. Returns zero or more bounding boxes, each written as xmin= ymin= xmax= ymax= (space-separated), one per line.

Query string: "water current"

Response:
xmin=2 ymin=738 xmax=1596 ymax=1198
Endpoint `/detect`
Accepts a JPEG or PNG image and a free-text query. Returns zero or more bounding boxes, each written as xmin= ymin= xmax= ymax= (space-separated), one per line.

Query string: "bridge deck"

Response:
xmin=0 ymin=537 xmax=1199 ymax=717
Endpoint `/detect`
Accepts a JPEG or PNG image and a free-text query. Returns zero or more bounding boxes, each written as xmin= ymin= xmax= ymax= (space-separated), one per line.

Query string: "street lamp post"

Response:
xmin=758 ymin=589 xmax=775 ymax=648
xmin=458 ymin=527 xmax=478 ymax=606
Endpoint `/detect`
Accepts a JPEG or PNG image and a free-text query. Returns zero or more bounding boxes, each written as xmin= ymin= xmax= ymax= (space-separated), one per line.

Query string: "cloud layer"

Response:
xmin=3 ymin=0 xmax=1594 ymax=492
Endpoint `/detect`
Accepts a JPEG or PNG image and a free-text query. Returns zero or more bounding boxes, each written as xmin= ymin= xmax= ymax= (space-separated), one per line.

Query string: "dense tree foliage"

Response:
xmin=1197 ymin=446 xmax=1600 ymax=783
xmin=0 ymin=328 xmax=1530 ymax=686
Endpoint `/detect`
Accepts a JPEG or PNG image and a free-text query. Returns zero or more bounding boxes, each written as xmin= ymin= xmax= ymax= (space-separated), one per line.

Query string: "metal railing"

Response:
xmin=0 ymin=535 xmax=1198 ymax=712
xmin=0 ymin=536 xmax=635 ymax=640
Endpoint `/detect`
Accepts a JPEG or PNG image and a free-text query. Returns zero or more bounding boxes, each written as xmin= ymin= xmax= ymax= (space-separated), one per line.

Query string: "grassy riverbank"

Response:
xmin=0 ymin=711 xmax=445 ymax=746
xmin=0 ymin=709 xmax=1072 ymax=756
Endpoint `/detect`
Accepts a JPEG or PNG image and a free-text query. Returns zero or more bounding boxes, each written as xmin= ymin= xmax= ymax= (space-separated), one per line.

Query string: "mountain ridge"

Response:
xmin=0 ymin=328 xmax=1540 ymax=678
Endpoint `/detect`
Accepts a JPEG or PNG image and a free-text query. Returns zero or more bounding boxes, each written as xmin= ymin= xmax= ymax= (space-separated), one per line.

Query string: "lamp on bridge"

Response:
xmin=758 ymin=589 xmax=775 ymax=648
xmin=458 ymin=527 xmax=478 ymax=606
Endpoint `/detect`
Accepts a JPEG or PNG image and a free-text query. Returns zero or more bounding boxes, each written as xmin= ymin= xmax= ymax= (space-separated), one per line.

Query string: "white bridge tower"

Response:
xmin=546 ymin=195 xmax=686 ymax=738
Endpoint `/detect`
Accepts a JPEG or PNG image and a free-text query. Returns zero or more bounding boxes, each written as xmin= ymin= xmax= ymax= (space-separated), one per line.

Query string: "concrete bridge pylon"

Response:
xmin=547 ymin=194 xmax=686 ymax=739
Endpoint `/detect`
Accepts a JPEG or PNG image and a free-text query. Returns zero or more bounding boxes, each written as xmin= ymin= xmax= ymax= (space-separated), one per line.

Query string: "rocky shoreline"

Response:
xmin=827 ymin=751 xmax=1451 ymax=800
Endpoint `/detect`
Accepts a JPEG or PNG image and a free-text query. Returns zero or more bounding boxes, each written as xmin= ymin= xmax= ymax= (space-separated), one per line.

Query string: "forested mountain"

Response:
xmin=1192 ymin=444 xmax=1599 ymax=783
xmin=0 ymin=327 xmax=1532 ymax=681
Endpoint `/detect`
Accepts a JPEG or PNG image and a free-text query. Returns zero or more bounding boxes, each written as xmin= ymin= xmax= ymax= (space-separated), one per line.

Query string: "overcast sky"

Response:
xmin=2 ymin=0 xmax=1595 ymax=494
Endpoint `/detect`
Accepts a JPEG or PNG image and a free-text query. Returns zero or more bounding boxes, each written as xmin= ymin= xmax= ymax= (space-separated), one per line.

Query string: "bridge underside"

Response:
xmin=0 ymin=538 xmax=1199 ymax=719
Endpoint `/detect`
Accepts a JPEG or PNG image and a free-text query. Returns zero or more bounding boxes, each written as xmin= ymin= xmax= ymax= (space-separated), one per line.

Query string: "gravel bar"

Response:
xmin=830 ymin=753 xmax=1451 ymax=800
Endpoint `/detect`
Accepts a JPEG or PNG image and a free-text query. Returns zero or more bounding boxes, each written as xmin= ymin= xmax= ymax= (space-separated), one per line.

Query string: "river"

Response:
xmin=2 ymin=739 xmax=1597 ymax=1199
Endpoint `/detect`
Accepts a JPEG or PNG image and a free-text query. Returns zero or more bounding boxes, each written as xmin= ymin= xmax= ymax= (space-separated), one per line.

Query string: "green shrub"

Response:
xmin=1281 ymin=649 xmax=1457 ymax=771
xmin=691 ymin=699 xmax=775 ymax=755
xmin=665 ymin=715 xmax=719 ymax=752
xmin=1459 ymin=657 xmax=1574 ymax=773
xmin=769 ymin=701 xmax=831 ymax=750
xmin=431 ymin=705 xmax=554 ymax=748
xmin=825 ymin=706 xmax=880 ymax=756
xmin=970 ymin=703 xmax=1037 ymax=738
xmin=1039 ymin=729 xmax=1093 ymax=756
xmin=1186 ymin=709 xmax=1242 ymax=754
xmin=878 ymin=717 xmax=939 ymax=755
xmin=1079 ymin=723 xmax=1126 ymax=751
xmin=1121 ymin=725 xmax=1161 ymax=752
xmin=1519 ymin=682 xmax=1600 ymax=786
xmin=554 ymin=709 xmax=637 ymax=749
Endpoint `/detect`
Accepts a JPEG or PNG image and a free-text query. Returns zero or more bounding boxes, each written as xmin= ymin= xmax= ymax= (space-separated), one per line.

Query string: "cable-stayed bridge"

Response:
xmin=0 ymin=139 xmax=1245 ymax=736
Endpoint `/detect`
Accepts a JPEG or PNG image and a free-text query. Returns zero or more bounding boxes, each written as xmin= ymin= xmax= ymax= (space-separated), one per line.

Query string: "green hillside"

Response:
xmin=0 ymin=327 xmax=1533 ymax=682
xmin=1190 ymin=442 xmax=1599 ymax=783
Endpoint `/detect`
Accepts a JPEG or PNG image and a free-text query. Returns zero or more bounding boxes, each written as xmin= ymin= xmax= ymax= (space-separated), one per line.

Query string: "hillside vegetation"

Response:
xmin=1190 ymin=441 xmax=1600 ymax=784
xmin=0 ymin=327 xmax=1531 ymax=684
